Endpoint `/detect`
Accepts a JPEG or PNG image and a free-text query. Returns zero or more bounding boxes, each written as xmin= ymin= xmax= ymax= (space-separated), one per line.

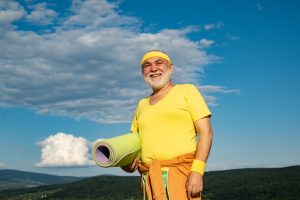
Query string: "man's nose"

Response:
xmin=150 ymin=64 xmax=158 ymax=71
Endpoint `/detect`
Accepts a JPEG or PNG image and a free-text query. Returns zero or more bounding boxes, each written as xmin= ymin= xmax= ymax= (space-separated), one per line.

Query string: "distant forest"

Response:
xmin=0 ymin=166 xmax=299 ymax=200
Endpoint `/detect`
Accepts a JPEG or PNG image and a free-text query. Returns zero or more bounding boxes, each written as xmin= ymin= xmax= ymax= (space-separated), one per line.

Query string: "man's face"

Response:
xmin=142 ymin=56 xmax=173 ymax=91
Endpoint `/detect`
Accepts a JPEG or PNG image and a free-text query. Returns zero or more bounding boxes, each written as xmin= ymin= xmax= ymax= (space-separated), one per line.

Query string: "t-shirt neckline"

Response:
xmin=147 ymin=84 xmax=177 ymax=106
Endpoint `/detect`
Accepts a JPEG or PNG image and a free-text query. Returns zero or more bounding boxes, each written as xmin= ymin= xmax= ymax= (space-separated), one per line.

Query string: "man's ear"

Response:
xmin=169 ymin=64 xmax=174 ymax=73
xmin=141 ymin=66 xmax=145 ymax=74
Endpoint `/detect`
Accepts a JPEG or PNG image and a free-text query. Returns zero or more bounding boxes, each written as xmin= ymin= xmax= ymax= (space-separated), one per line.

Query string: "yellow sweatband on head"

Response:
xmin=190 ymin=159 xmax=206 ymax=176
xmin=140 ymin=51 xmax=171 ymax=66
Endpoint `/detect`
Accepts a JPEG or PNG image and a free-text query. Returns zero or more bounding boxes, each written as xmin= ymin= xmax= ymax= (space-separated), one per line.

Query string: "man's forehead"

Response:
xmin=143 ymin=57 xmax=169 ymax=64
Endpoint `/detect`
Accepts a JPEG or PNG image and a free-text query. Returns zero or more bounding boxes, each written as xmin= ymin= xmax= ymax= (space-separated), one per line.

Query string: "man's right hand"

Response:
xmin=121 ymin=158 xmax=140 ymax=173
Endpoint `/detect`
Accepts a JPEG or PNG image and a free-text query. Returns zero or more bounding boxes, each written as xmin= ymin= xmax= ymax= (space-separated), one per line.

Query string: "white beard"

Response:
xmin=144 ymin=71 xmax=172 ymax=91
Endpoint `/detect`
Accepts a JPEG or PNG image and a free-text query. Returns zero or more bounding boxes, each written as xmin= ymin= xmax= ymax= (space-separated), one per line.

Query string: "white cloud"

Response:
xmin=0 ymin=0 xmax=235 ymax=123
xmin=198 ymin=38 xmax=214 ymax=48
xmin=25 ymin=2 xmax=57 ymax=25
xmin=225 ymin=33 xmax=240 ymax=41
xmin=228 ymin=36 xmax=240 ymax=41
xmin=36 ymin=132 xmax=94 ymax=167
xmin=0 ymin=0 xmax=26 ymax=24
xmin=198 ymin=86 xmax=239 ymax=106
xmin=255 ymin=3 xmax=264 ymax=11
xmin=64 ymin=0 xmax=139 ymax=28
xmin=203 ymin=21 xmax=224 ymax=31
xmin=200 ymin=85 xmax=240 ymax=94
xmin=0 ymin=162 xmax=5 ymax=168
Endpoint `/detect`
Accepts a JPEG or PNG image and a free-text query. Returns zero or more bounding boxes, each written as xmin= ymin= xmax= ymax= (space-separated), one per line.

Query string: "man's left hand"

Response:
xmin=185 ymin=171 xmax=203 ymax=198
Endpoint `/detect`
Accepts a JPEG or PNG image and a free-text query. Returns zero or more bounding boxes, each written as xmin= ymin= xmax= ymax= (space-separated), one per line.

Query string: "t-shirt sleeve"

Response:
xmin=185 ymin=84 xmax=211 ymax=122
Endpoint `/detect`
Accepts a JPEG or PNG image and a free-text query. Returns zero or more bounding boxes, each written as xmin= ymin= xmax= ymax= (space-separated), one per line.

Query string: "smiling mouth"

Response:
xmin=149 ymin=73 xmax=162 ymax=77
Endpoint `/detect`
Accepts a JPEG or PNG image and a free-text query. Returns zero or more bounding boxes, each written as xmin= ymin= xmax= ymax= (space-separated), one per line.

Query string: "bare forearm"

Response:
xmin=185 ymin=117 xmax=212 ymax=198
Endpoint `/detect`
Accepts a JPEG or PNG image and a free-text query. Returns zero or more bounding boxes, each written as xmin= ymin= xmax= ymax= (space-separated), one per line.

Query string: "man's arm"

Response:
xmin=185 ymin=116 xmax=213 ymax=198
xmin=121 ymin=158 xmax=140 ymax=173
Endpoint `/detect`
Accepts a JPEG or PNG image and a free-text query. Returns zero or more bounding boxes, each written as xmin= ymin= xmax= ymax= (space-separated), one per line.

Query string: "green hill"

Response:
xmin=0 ymin=166 xmax=299 ymax=200
xmin=203 ymin=166 xmax=300 ymax=200
xmin=0 ymin=169 xmax=83 ymax=191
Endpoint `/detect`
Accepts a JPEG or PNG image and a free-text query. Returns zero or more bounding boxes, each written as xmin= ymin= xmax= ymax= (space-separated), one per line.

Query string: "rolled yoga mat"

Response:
xmin=92 ymin=132 xmax=141 ymax=167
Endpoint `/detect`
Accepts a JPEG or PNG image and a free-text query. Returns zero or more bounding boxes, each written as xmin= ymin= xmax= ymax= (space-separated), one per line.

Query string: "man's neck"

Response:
xmin=151 ymin=81 xmax=174 ymax=96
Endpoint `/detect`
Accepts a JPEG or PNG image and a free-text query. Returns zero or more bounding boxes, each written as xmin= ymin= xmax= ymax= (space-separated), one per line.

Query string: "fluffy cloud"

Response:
xmin=198 ymin=38 xmax=215 ymax=48
xmin=203 ymin=21 xmax=224 ymax=31
xmin=255 ymin=3 xmax=264 ymax=11
xmin=64 ymin=0 xmax=139 ymax=28
xmin=36 ymin=132 xmax=94 ymax=167
xmin=227 ymin=35 xmax=240 ymax=41
xmin=0 ymin=0 xmax=26 ymax=24
xmin=25 ymin=2 xmax=57 ymax=25
xmin=198 ymin=85 xmax=239 ymax=106
xmin=0 ymin=0 xmax=237 ymax=123
xmin=0 ymin=162 xmax=4 ymax=168
xmin=200 ymin=85 xmax=240 ymax=94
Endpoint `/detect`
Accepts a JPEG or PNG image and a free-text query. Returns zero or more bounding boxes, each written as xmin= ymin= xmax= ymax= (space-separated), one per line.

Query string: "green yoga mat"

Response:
xmin=92 ymin=132 xmax=141 ymax=167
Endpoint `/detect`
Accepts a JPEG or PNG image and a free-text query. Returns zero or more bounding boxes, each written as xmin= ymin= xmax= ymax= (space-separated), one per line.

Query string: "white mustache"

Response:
xmin=148 ymin=72 xmax=163 ymax=77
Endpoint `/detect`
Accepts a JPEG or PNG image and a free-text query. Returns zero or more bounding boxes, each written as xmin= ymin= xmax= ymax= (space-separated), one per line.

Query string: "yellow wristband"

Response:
xmin=190 ymin=159 xmax=206 ymax=175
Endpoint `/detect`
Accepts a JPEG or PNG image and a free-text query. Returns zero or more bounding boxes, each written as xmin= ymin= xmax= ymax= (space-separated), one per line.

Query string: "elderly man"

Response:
xmin=122 ymin=50 xmax=213 ymax=200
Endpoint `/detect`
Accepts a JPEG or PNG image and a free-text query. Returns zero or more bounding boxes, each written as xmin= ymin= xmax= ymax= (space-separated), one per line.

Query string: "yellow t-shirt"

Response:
xmin=131 ymin=84 xmax=211 ymax=164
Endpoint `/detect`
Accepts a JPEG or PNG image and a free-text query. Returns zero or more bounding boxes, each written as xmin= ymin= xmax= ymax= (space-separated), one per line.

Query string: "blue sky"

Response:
xmin=0 ymin=0 xmax=299 ymax=177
